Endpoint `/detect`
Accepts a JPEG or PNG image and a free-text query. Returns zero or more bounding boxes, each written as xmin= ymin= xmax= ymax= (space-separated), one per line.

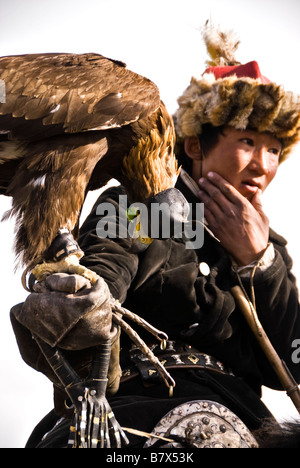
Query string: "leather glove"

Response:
xmin=13 ymin=272 xmax=116 ymax=350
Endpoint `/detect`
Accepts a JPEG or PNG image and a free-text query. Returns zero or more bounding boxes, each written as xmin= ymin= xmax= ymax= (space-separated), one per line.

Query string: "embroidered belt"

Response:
xmin=121 ymin=341 xmax=234 ymax=385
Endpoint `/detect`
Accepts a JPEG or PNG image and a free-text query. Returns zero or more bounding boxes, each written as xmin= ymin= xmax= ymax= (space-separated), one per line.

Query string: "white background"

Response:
xmin=0 ymin=0 xmax=300 ymax=448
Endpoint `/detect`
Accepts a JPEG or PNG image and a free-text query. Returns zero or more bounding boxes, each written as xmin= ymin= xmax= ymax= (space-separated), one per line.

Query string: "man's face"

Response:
xmin=202 ymin=127 xmax=282 ymax=200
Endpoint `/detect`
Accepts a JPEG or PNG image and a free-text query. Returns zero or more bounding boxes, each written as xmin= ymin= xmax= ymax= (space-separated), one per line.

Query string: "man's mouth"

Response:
xmin=241 ymin=179 xmax=262 ymax=189
xmin=240 ymin=180 xmax=262 ymax=197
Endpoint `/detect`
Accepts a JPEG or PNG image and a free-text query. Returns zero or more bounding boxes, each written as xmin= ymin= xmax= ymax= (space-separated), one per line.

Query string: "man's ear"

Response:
xmin=184 ymin=136 xmax=202 ymax=160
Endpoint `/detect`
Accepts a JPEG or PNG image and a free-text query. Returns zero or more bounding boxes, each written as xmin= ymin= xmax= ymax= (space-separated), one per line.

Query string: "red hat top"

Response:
xmin=201 ymin=23 xmax=271 ymax=83
xmin=204 ymin=60 xmax=271 ymax=84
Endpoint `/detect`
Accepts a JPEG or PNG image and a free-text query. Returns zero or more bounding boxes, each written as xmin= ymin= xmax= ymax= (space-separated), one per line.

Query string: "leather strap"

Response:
xmin=121 ymin=341 xmax=234 ymax=384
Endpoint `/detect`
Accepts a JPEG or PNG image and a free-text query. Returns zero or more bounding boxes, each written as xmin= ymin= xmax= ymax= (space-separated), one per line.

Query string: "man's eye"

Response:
xmin=240 ymin=138 xmax=253 ymax=146
xmin=268 ymin=148 xmax=281 ymax=156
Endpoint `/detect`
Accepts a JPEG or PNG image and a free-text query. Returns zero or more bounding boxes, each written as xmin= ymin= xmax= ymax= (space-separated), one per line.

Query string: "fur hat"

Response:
xmin=174 ymin=24 xmax=300 ymax=161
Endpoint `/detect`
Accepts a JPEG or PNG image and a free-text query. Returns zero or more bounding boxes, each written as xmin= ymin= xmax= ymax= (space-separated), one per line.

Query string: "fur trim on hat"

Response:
xmin=174 ymin=25 xmax=300 ymax=161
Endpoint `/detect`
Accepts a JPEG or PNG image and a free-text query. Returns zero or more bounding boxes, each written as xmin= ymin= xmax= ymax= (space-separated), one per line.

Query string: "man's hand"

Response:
xmin=13 ymin=272 xmax=115 ymax=350
xmin=198 ymin=172 xmax=269 ymax=266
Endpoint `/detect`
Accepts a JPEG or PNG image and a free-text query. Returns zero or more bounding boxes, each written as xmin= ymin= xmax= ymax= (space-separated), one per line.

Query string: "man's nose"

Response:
xmin=249 ymin=147 xmax=269 ymax=174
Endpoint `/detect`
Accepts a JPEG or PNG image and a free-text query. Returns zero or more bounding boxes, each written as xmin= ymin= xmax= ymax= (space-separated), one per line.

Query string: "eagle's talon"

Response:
xmin=30 ymin=253 xmax=99 ymax=287
xmin=66 ymin=263 xmax=99 ymax=285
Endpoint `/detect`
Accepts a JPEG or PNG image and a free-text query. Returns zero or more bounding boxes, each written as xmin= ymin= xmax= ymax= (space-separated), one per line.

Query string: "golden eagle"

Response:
xmin=0 ymin=53 xmax=181 ymax=448
xmin=0 ymin=53 xmax=178 ymax=280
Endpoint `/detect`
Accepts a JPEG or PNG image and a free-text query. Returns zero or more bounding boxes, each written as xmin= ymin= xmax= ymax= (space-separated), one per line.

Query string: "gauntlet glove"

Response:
xmin=13 ymin=272 xmax=116 ymax=350
xmin=11 ymin=273 xmax=121 ymax=407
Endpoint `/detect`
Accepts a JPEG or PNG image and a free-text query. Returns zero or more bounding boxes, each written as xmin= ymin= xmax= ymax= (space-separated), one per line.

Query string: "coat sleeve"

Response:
xmin=176 ymin=230 xmax=300 ymax=391
xmin=240 ymin=230 xmax=300 ymax=388
xmin=10 ymin=186 xmax=136 ymax=401
xmin=79 ymin=186 xmax=139 ymax=303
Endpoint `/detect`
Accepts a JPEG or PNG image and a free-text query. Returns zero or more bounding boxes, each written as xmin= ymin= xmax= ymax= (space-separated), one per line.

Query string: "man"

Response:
xmin=10 ymin=26 xmax=300 ymax=448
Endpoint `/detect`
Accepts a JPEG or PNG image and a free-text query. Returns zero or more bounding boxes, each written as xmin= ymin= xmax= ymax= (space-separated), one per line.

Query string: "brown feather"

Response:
xmin=0 ymin=53 xmax=178 ymax=266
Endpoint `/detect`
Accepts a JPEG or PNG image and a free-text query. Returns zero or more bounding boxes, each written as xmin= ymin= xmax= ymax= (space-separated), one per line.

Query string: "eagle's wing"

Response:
xmin=0 ymin=53 xmax=177 ymax=267
xmin=0 ymin=53 xmax=161 ymax=141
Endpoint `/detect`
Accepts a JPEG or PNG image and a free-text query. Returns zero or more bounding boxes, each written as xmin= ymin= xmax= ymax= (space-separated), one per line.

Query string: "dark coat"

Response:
xmin=63 ymin=174 xmax=299 ymax=445
xmin=79 ymin=176 xmax=300 ymax=390
xmin=18 ymin=173 xmax=300 ymax=447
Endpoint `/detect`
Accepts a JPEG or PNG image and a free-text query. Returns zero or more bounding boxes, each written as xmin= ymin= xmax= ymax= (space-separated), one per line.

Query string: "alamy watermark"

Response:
xmin=291 ymin=339 xmax=300 ymax=364
xmin=0 ymin=79 xmax=6 ymax=103
xmin=95 ymin=195 xmax=204 ymax=249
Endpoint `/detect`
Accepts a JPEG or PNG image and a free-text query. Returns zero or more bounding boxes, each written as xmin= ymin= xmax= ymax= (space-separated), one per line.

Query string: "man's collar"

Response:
xmin=177 ymin=169 xmax=201 ymax=201
xmin=176 ymin=169 xmax=220 ymax=243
